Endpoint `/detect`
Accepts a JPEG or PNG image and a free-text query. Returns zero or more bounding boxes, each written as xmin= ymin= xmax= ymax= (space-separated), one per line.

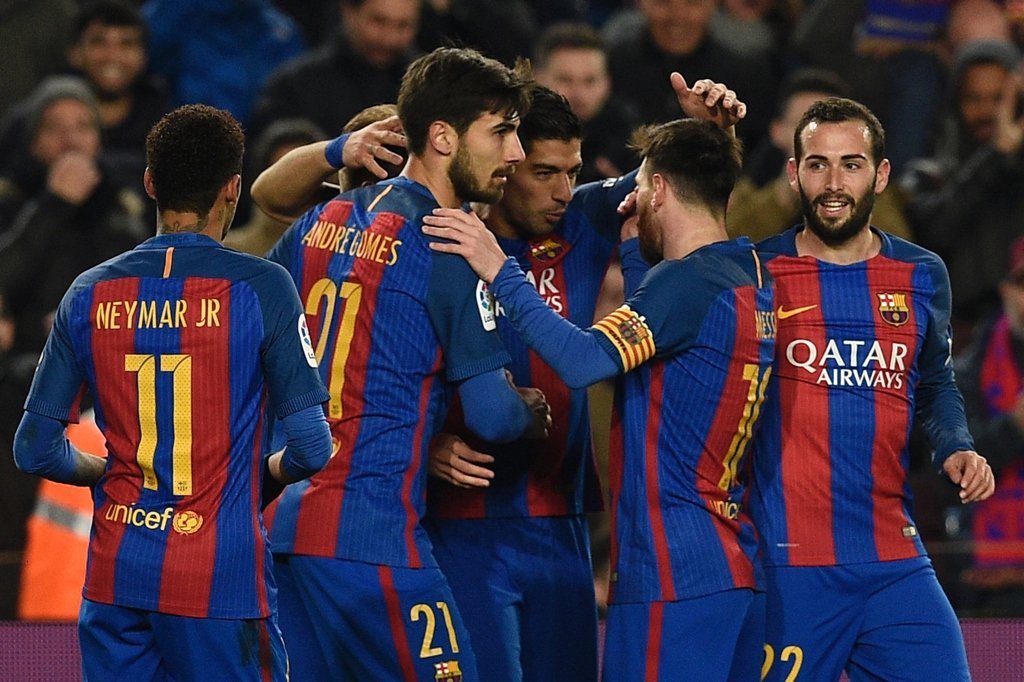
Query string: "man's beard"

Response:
xmin=449 ymin=145 xmax=505 ymax=204
xmin=637 ymin=206 xmax=663 ymax=264
xmin=798 ymin=182 xmax=876 ymax=247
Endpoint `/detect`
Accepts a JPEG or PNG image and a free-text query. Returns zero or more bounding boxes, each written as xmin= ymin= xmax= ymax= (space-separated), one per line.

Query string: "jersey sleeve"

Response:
xmin=571 ymin=169 xmax=638 ymax=243
xmin=914 ymin=256 xmax=975 ymax=466
xmin=256 ymin=263 xmax=331 ymax=417
xmin=427 ymin=251 xmax=512 ymax=382
xmin=23 ymin=291 xmax=86 ymax=423
xmin=619 ymin=237 xmax=651 ymax=297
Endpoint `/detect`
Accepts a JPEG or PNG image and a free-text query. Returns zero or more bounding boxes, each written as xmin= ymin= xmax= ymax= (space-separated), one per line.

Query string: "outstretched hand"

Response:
xmin=342 ymin=115 xmax=407 ymax=180
xmin=422 ymin=208 xmax=509 ymax=283
xmin=428 ymin=433 xmax=495 ymax=488
xmin=671 ymin=72 xmax=747 ymax=132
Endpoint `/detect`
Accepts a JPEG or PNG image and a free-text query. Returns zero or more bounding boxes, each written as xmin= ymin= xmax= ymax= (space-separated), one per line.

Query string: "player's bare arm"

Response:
xmin=429 ymin=433 xmax=495 ymax=489
xmin=943 ymin=450 xmax=996 ymax=503
xmin=68 ymin=448 xmax=106 ymax=487
xmin=423 ymin=208 xmax=509 ymax=283
xmin=251 ymin=115 xmax=406 ymax=222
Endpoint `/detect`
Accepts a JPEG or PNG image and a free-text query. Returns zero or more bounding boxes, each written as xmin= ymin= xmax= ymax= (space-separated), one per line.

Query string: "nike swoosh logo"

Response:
xmin=776 ymin=304 xmax=818 ymax=320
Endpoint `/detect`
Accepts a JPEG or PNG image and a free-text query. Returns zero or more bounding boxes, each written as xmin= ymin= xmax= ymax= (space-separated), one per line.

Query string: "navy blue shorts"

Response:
xmin=426 ymin=515 xmax=598 ymax=682
xmin=78 ymin=598 xmax=287 ymax=681
xmin=274 ymin=554 xmax=478 ymax=681
xmin=603 ymin=588 xmax=764 ymax=682
xmin=763 ymin=557 xmax=969 ymax=681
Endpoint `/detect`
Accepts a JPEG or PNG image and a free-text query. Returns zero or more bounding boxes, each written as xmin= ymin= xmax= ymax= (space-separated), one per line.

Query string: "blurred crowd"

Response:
xmin=2 ymin=0 xmax=1024 ymax=620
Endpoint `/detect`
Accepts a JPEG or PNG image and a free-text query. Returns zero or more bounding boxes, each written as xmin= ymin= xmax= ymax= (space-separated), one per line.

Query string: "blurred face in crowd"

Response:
xmin=639 ymin=0 xmax=716 ymax=57
xmin=722 ymin=0 xmax=774 ymax=21
xmin=958 ymin=62 xmax=1011 ymax=144
xmin=31 ymin=99 xmax=101 ymax=167
xmin=491 ymin=138 xmax=583 ymax=239
xmin=536 ymin=48 xmax=611 ymax=123
xmin=789 ymin=120 xmax=889 ymax=247
xmin=343 ymin=0 xmax=420 ymax=68
xmin=448 ymin=110 xmax=526 ymax=204
xmin=68 ymin=21 xmax=146 ymax=99
xmin=770 ymin=91 xmax=833 ymax=155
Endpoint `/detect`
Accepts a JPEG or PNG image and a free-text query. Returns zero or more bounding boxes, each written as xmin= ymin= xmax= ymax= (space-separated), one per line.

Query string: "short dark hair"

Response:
xmin=793 ymin=97 xmax=886 ymax=166
xmin=534 ymin=22 xmax=605 ymax=69
xmin=630 ymin=119 xmax=742 ymax=216
xmin=72 ymin=0 xmax=147 ymax=45
xmin=774 ymin=68 xmax=849 ymax=116
xmin=516 ymin=85 xmax=581 ymax=154
xmin=341 ymin=103 xmax=406 ymax=190
xmin=398 ymin=47 xmax=532 ymax=155
xmin=145 ymin=105 xmax=244 ymax=216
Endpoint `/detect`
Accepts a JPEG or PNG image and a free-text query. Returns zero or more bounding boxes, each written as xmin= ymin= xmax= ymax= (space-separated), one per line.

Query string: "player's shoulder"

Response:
xmin=878 ymin=228 xmax=942 ymax=267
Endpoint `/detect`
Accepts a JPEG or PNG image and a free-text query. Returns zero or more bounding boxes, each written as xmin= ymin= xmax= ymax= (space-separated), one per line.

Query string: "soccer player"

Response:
xmin=12 ymin=104 xmax=333 ymax=681
xmin=422 ymin=114 xmax=775 ymax=682
xmin=751 ymin=97 xmax=995 ymax=682
xmin=261 ymin=47 xmax=550 ymax=681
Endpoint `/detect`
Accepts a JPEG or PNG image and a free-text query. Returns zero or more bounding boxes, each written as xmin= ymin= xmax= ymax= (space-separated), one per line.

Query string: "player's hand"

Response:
xmin=48 ymin=152 xmax=101 ymax=205
xmin=422 ymin=208 xmax=509 ymax=283
xmin=617 ymin=188 xmax=639 ymax=241
xmin=342 ymin=115 xmax=407 ymax=180
xmin=671 ymin=73 xmax=747 ymax=133
xmin=428 ymin=433 xmax=495 ymax=488
xmin=943 ymin=450 xmax=995 ymax=503
xmin=518 ymin=386 xmax=552 ymax=439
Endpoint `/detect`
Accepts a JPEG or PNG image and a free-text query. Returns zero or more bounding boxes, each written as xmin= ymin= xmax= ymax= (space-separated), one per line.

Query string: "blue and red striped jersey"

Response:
xmin=264 ymin=177 xmax=512 ymax=567
xmin=751 ymin=227 xmax=974 ymax=567
xmin=24 ymin=232 xmax=329 ymax=618
xmin=604 ymin=239 xmax=776 ymax=604
xmin=428 ymin=174 xmax=634 ymax=519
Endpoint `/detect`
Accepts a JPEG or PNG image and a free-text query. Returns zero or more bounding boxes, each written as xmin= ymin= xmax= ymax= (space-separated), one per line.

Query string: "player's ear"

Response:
xmin=143 ymin=167 xmax=157 ymax=200
xmin=786 ymin=157 xmax=799 ymax=191
xmin=651 ymin=173 xmax=667 ymax=208
xmin=873 ymin=158 xmax=891 ymax=195
xmin=225 ymin=174 xmax=242 ymax=204
xmin=428 ymin=121 xmax=456 ymax=156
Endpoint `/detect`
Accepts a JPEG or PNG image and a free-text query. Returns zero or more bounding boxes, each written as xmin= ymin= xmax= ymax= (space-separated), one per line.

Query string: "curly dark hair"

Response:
xmin=145 ymin=104 xmax=244 ymax=216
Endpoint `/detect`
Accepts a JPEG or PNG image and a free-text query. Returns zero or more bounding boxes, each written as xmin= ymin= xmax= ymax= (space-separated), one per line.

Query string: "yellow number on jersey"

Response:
xmin=305 ymin=279 xmax=363 ymax=419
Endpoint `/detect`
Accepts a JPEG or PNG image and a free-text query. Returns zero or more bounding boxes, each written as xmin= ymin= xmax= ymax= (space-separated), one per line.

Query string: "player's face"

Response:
xmin=634 ymin=160 xmax=663 ymax=263
xmin=493 ymin=138 xmax=582 ymax=239
xmin=536 ymin=48 xmax=610 ymax=123
xmin=449 ymin=110 xmax=525 ymax=204
xmin=69 ymin=22 xmax=146 ymax=98
xmin=790 ymin=120 xmax=888 ymax=247
xmin=31 ymin=99 xmax=101 ymax=166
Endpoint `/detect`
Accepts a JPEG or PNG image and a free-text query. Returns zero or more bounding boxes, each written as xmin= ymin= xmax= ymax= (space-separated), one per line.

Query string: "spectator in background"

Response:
xmin=0 ymin=75 xmax=148 ymax=358
xmin=534 ymin=22 xmax=640 ymax=183
xmin=727 ymin=67 xmax=914 ymax=242
xmin=955 ymin=236 xmax=1024 ymax=617
xmin=67 ymin=0 xmax=169 ymax=186
xmin=710 ymin=0 xmax=804 ymax=63
xmin=788 ymin=0 xmax=948 ymax=177
xmin=142 ymin=0 xmax=304 ymax=127
xmin=249 ymin=0 xmax=419 ymax=141
xmin=946 ymin=0 xmax=1013 ymax=54
xmin=224 ymin=118 xmax=326 ymax=257
xmin=902 ymin=39 xmax=1024 ymax=336
xmin=0 ymin=0 xmax=77 ymax=118
xmin=603 ymin=0 xmax=776 ymax=151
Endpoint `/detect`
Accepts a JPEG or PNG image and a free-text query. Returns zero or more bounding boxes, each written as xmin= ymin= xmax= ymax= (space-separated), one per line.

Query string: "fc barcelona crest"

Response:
xmin=527 ymin=234 xmax=570 ymax=265
xmin=434 ymin=660 xmax=462 ymax=681
xmin=618 ymin=313 xmax=651 ymax=346
xmin=877 ymin=292 xmax=910 ymax=327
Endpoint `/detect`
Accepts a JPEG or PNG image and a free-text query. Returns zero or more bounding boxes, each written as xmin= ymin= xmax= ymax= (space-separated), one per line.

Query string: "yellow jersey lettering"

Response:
xmin=196 ymin=297 xmax=221 ymax=328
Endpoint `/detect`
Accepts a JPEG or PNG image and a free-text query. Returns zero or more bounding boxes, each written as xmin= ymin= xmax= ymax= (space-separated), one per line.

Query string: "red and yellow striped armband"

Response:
xmin=592 ymin=305 xmax=656 ymax=372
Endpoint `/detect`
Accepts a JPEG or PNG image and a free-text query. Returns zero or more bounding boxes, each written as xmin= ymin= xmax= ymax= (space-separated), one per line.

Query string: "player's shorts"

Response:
xmin=425 ymin=514 xmax=598 ymax=682
xmin=762 ymin=557 xmax=970 ymax=682
xmin=78 ymin=598 xmax=287 ymax=681
xmin=602 ymin=588 xmax=764 ymax=682
xmin=274 ymin=554 xmax=478 ymax=682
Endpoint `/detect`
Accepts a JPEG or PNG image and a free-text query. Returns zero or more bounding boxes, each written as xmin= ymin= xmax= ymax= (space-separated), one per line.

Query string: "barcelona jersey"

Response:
xmin=24 ymin=233 xmax=329 ymax=618
xmin=751 ymin=227 xmax=974 ymax=567
xmin=428 ymin=174 xmax=634 ymax=519
xmin=601 ymin=238 xmax=776 ymax=603
xmin=265 ymin=177 xmax=511 ymax=567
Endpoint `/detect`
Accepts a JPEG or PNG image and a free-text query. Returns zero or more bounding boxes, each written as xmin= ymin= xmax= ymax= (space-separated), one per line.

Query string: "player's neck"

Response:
xmin=795 ymin=224 xmax=881 ymax=264
xmin=662 ymin=204 xmax=728 ymax=261
xmin=403 ymin=156 xmax=461 ymax=209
